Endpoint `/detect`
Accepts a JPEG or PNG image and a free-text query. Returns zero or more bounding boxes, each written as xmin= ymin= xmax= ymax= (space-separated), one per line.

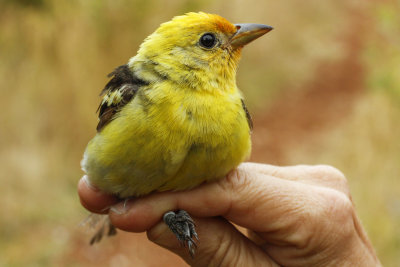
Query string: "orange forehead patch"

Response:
xmin=208 ymin=14 xmax=237 ymax=35
xmin=166 ymin=12 xmax=237 ymax=35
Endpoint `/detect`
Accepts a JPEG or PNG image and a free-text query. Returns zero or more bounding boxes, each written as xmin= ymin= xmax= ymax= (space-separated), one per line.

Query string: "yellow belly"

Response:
xmin=82 ymin=84 xmax=251 ymax=198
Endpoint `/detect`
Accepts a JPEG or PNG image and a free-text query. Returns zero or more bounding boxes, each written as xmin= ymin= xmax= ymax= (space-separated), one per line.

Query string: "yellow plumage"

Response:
xmin=82 ymin=12 xmax=272 ymax=198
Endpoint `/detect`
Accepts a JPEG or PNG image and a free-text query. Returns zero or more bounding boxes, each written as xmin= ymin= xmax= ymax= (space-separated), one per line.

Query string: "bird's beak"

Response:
xmin=230 ymin=23 xmax=273 ymax=49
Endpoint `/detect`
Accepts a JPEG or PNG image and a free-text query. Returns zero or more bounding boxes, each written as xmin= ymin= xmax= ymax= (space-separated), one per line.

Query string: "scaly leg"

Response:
xmin=163 ymin=210 xmax=199 ymax=257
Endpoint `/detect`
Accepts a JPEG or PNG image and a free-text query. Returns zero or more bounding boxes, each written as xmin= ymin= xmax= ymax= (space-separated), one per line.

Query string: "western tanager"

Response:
xmin=81 ymin=12 xmax=272 ymax=256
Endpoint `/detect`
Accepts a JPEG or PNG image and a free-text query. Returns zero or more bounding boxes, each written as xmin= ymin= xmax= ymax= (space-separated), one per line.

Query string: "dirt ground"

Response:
xmin=251 ymin=8 xmax=368 ymax=164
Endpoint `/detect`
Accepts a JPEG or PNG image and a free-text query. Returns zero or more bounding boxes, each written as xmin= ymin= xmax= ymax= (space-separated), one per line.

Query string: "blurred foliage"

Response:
xmin=364 ymin=1 xmax=400 ymax=102
xmin=289 ymin=92 xmax=400 ymax=266
xmin=1 ymin=0 xmax=47 ymax=9
xmin=0 ymin=0 xmax=399 ymax=266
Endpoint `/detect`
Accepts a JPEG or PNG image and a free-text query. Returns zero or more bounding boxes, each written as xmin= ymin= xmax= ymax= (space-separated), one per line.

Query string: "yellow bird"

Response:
xmin=81 ymin=12 xmax=272 ymax=255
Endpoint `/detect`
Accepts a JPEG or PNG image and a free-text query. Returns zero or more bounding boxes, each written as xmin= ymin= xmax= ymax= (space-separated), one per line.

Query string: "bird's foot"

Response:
xmin=163 ymin=210 xmax=199 ymax=257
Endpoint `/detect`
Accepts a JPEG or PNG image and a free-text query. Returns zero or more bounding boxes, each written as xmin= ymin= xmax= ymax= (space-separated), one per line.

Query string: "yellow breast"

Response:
xmin=82 ymin=81 xmax=251 ymax=198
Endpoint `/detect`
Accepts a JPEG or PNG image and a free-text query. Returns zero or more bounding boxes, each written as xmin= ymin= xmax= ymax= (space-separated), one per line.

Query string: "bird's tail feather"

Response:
xmin=80 ymin=213 xmax=117 ymax=245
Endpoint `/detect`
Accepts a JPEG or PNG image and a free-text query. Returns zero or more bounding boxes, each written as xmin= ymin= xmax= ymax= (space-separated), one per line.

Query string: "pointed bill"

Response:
xmin=230 ymin=23 xmax=273 ymax=49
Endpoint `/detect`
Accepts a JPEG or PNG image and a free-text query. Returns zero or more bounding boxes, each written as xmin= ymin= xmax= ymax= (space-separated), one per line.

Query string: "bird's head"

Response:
xmin=130 ymin=12 xmax=273 ymax=92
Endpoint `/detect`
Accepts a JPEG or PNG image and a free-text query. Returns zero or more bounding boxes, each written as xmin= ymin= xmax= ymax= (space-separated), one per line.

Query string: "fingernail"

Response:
xmin=82 ymin=175 xmax=100 ymax=192
xmin=110 ymin=199 xmax=131 ymax=215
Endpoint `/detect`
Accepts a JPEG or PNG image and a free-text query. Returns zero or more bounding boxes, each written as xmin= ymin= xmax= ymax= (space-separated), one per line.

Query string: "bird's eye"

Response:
xmin=199 ymin=33 xmax=217 ymax=49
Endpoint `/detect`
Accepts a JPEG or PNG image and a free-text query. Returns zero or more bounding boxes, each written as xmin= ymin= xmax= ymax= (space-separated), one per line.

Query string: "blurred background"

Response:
xmin=1 ymin=0 xmax=399 ymax=266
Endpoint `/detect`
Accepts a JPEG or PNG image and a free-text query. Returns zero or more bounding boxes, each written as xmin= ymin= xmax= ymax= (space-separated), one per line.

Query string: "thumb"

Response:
xmin=147 ymin=216 xmax=278 ymax=267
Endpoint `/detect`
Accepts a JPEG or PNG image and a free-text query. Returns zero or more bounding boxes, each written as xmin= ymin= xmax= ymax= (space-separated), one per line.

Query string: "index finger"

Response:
xmin=108 ymin=164 xmax=333 ymax=235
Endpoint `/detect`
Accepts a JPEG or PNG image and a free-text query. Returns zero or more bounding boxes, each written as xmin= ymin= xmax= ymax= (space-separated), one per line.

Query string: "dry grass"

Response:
xmin=0 ymin=0 xmax=398 ymax=266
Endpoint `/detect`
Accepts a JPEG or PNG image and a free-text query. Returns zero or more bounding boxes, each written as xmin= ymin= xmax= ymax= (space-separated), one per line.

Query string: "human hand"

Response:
xmin=78 ymin=163 xmax=381 ymax=266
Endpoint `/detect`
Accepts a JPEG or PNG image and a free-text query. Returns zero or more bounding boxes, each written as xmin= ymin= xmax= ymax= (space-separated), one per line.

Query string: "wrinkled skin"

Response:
xmin=78 ymin=163 xmax=381 ymax=267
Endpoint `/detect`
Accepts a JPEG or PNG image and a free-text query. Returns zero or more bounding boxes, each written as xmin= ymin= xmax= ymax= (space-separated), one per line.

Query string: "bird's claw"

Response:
xmin=163 ymin=210 xmax=199 ymax=258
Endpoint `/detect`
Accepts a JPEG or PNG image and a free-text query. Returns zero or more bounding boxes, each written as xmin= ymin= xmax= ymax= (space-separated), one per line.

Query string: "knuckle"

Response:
xmin=218 ymin=166 xmax=260 ymax=217
xmin=324 ymin=190 xmax=353 ymax=221
xmin=320 ymin=189 xmax=355 ymax=236
xmin=208 ymin=226 xmax=249 ymax=267
xmin=311 ymin=165 xmax=349 ymax=190
xmin=220 ymin=165 xmax=252 ymax=192
xmin=312 ymin=165 xmax=346 ymax=180
xmin=297 ymin=189 xmax=355 ymax=249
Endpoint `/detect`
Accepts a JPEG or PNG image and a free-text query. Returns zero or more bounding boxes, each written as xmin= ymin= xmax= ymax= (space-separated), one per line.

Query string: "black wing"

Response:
xmin=241 ymin=99 xmax=253 ymax=131
xmin=96 ymin=65 xmax=148 ymax=132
